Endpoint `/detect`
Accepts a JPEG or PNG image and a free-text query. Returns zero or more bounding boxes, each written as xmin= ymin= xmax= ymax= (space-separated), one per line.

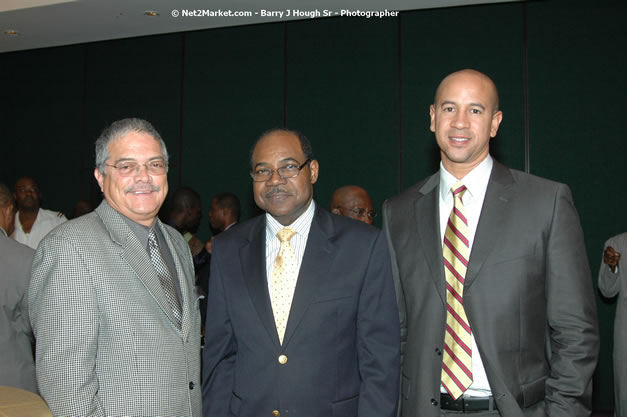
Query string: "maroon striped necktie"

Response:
xmin=441 ymin=182 xmax=473 ymax=399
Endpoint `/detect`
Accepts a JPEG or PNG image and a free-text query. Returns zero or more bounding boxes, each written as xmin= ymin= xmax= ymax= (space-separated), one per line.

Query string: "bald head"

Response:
xmin=330 ymin=185 xmax=375 ymax=225
xmin=434 ymin=69 xmax=500 ymax=113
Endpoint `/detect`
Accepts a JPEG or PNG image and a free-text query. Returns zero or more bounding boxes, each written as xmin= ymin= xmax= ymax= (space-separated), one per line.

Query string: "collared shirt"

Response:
xmin=13 ymin=208 xmax=67 ymax=249
xmin=439 ymin=154 xmax=493 ymax=397
xmin=265 ymin=200 xmax=315 ymax=290
xmin=122 ymin=215 xmax=183 ymax=305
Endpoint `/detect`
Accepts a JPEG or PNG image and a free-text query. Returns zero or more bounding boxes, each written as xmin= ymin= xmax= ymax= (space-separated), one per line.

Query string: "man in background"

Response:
xmin=12 ymin=176 xmax=67 ymax=249
xmin=330 ymin=185 xmax=376 ymax=225
xmin=599 ymin=236 xmax=627 ymax=417
xmin=0 ymin=183 xmax=36 ymax=392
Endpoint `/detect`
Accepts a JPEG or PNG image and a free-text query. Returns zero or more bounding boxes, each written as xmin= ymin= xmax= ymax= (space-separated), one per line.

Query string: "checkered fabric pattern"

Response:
xmin=29 ymin=201 xmax=202 ymax=417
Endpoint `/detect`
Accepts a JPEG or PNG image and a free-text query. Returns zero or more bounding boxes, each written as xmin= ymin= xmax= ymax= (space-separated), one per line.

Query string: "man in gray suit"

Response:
xmin=0 ymin=183 xmax=36 ymax=392
xmin=599 ymin=237 xmax=627 ymax=416
xmin=29 ymin=118 xmax=202 ymax=416
xmin=383 ymin=69 xmax=599 ymax=416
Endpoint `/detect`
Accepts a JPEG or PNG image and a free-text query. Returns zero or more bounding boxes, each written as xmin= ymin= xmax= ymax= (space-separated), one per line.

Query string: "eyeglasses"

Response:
xmin=337 ymin=207 xmax=377 ymax=219
xmin=105 ymin=160 xmax=168 ymax=177
xmin=250 ymin=159 xmax=310 ymax=182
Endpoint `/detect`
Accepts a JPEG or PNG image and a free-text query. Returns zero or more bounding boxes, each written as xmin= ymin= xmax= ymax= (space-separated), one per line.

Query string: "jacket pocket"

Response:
xmin=229 ymin=392 xmax=242 ymax=416
xmin=521 ymin=375 xmax=546 ymax=408
xmin=401 ymin=373 xmax=412 ymax=400
xmin=331 ymin=394 xmax=359 ymax=417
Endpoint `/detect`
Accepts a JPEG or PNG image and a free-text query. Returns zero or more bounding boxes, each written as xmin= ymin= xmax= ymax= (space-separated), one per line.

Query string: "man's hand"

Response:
xmin=603 ymin=246 xmax=621 ymax=272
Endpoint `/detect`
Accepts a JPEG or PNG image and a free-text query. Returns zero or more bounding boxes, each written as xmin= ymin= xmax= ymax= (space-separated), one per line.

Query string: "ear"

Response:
xmin=94 ymin=168 xmax=104 ymax=192
xmin=308 ymin=160 xmax=319 ymax=185
xmin=429 ymin=104 xmax=436 ymax=133
xmin=490 ymin=110 xmax=503 ymax=138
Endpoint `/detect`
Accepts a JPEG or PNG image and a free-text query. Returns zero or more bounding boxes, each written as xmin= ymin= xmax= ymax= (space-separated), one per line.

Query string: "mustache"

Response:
xmin=265 ymin=187 xmax=289 ymax=198
xmin=125 ymin=184 xmax=161 ymax=193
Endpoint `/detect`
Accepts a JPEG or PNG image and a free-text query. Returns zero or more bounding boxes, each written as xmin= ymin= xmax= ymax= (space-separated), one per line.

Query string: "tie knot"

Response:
xmin=451 ymin=182 xmax=467 ymax=199
xmin=277 ymin=227 xmax=297 ymax=243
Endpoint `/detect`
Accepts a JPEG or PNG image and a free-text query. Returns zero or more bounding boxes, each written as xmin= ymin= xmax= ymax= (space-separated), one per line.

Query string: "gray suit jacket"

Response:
xmin=598 ymin=232 xmax=627 ymax=416
xmin=0 ymin=231 xmax=36 ymax=392
xmin=202 ymin=206 xmax=400 ymax=417
xmin=29 ymin=200 xmax=202 ymax=416
xmin=383 ymin=160 xmax=599 ymax=417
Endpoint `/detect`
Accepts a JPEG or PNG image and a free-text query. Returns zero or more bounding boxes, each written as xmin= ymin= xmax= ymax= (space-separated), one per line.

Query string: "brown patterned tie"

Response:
xmin=271 ymin=227 xmax=298 ymax=344
xmin=441 ymin=181 xmax=473 ymax=399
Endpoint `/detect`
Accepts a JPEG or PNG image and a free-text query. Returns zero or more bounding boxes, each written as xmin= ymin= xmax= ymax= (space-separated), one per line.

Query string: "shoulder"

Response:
xmin=605 ymin=232 xmax=627 ymax=248
xmin=383 ymin=174 xmax=436 ymax=220
xmin=39 ymin=208 xmax=68 ymax=223
xmin=315 ymin=207 xmax=383 ymax=250
xmin=38 ymin=211 xmax=104 ymax=249
xmin=214 ymin=215 xmax=264 ymax=246
xmin=0 ymin=232 xmax=35 ymax=260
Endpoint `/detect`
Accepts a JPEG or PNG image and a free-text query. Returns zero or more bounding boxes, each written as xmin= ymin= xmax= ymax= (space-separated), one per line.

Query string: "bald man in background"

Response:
xmin=330 ymin=185 xmax=376 ymax=225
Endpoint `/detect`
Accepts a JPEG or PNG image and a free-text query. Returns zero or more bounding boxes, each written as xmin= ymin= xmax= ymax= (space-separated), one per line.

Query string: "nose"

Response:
xmin=265 ymin=169 xmax=287 ymax=185
xmin=452 ymin=110 xmax=470 ymax=129
xmin=133 ymin=164 xmax=152 ymax=181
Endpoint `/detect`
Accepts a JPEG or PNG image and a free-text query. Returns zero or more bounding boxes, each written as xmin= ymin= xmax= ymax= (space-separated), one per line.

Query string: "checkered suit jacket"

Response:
xmin=29 ymin=200 xmax=202 ymax=417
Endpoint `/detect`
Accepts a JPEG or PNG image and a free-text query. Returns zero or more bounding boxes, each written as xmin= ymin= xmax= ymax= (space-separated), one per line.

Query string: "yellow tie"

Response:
xmin=441 ymin=182 xmax=473 ymax=399
xmin=271 ymin=227 xmax=298 ymax=344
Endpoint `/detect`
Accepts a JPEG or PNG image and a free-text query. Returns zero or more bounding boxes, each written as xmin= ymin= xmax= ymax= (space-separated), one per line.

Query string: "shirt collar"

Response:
xmin=439 ymin=155 xmax=493 ymax=202
xmin=0 ymin=226 xmax=6 ymax=237
xmin=265 ymin=199 xmax=315 ymax=238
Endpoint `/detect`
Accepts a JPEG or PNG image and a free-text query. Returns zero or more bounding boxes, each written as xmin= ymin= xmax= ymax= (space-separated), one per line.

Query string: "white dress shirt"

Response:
xmin=265 ymin=200 xmax=315 ymax=291
xmin=439 ymin=155 xmax=493 ymax=397
xmin=13 ymin=208 xmax=67 ymax=249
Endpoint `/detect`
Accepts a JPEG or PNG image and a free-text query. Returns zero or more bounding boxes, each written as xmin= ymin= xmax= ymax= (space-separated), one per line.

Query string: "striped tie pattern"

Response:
xmin=441 ymin=182 xmax=473 ymax=399
xmin=271 ymin=227 xmax=298 ymax=344
xmin=148 ymin=228 xmax=182 ymax=328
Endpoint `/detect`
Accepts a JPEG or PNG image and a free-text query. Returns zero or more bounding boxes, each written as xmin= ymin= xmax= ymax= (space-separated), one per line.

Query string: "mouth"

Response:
xmin=449 ymin=136 xmax=470 ymax=143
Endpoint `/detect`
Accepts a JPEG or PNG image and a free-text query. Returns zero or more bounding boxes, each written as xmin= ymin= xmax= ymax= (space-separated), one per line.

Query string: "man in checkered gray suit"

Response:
xmin=28 ymin=118 xmax=202 ymax=416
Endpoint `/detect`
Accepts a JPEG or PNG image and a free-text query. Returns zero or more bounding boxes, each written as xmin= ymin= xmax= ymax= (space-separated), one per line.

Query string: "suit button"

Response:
xmin=431 ymin=398 xmax=438 ymax=406
xmin=435 ymin=347 xmax=442 ymax=356
xmin=189 ymin=381 xmax=195 ymax=390
xmin=272 ymin=410 xmax=280 ymax=417
xmin=278 ymin=354 xmax=288 ymax=364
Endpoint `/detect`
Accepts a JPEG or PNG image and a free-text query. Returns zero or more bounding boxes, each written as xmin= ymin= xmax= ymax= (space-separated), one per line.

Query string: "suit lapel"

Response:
xmin=464 ymin=161 xmax=515 ymax=289
xmin=416 ymin=174 xmax=447 ymax=304
xmin=282 ymin=207 xmax=335 ymax=347
xmin=240 ymin=216 xmax=280 ymax=346
xmin=95 ymin=201 xmax=180 ymax=329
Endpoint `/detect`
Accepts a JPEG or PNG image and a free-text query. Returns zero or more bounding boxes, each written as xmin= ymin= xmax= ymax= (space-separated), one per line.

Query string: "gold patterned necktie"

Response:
xmin=148 ymin=228 xmax=182 ymax=328
xmin=441 ymin=181 xmax=473 ymax=399
xmin=271 ymin=227 xmax=298 ymax=345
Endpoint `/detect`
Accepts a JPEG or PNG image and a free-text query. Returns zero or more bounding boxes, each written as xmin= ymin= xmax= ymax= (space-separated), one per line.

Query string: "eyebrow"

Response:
xmin=440 ymin=100 xmax=486 ymax=111
xmin=253 ymin=157 xmax=300 ymax=169
xmin=113 ymin=156 xmax=165 ymax=164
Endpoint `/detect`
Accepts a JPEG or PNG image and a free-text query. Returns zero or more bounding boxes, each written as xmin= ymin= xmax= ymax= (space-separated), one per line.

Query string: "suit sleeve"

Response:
xmin=545 ymin=184 xmax=599 ymax=417
xmin=356 ymin=231 xmax=400 ymax=417
xmin=28 ymin=233 xmax=105 ymax=417
xmin=598 ymin=237 xmax=622 ymax=298
xmin=202 ymin=239 xmax=237 ymax=417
